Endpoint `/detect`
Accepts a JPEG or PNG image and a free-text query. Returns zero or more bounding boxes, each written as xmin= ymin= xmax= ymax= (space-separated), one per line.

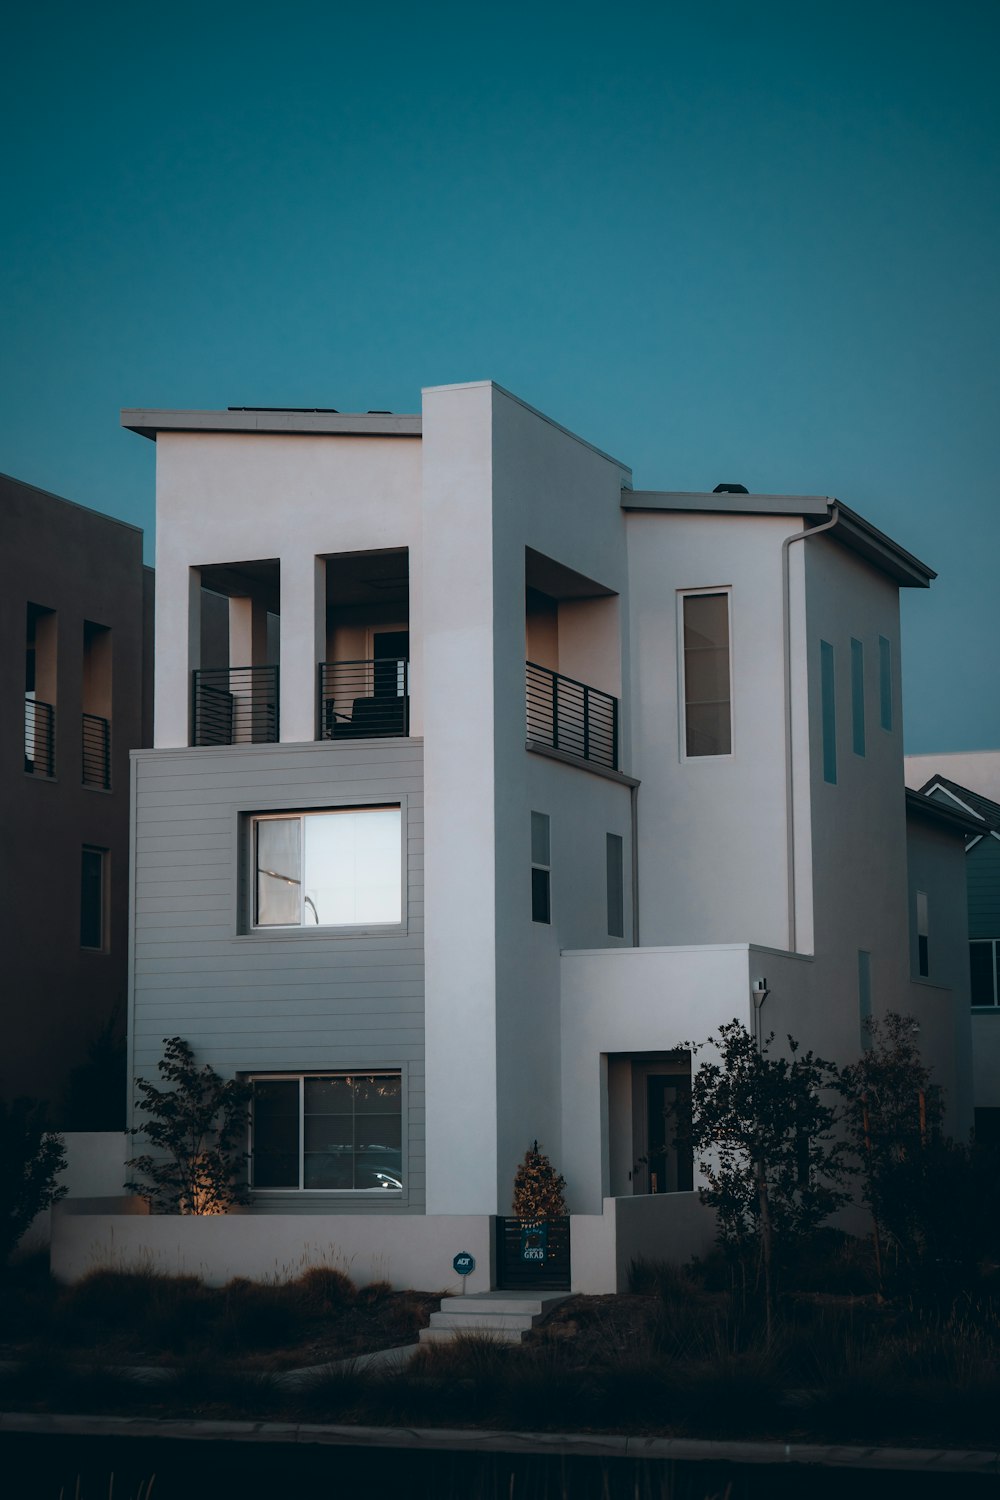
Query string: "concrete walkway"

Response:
xmin=1 ymin=1411 xmax=998 ymax=1475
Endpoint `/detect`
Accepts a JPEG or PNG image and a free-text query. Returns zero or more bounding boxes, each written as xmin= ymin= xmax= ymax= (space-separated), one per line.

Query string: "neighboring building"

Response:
xmin=905 ymin=756 xmax=1000 ymax=1145
xmin=0 ymin=473 xmax=152 ymax=1127
xmin=51 ymin=383 xmax=973 ymax=1291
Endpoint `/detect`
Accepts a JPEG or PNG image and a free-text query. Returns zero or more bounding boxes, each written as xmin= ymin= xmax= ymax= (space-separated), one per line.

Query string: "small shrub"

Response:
xmin=0 ymin=1096 xmax=67 ymax=1264
xmin=355 ymin=1277 xmax=393 ymax=1307
xmin=293 ymin=1265 xmax=357 ymax=1315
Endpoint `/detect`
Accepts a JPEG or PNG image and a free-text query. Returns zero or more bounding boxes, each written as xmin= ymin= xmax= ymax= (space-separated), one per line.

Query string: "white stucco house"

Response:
xmin=51 ymin=382 xmax=974 ymax=1293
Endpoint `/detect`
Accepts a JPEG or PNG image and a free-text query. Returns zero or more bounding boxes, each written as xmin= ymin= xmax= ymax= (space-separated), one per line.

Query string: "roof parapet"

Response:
xmin=120 ymin=409 xmax=422 ymax=441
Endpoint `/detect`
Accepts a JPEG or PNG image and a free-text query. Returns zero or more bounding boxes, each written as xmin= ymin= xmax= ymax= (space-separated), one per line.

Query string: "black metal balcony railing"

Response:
xmin=192 ymin=666 xmax=279 ymax=746
xmin=526 ymin=661 xmax=619 ymax=771
xmin=82 ymin=712 xmax=111 ymax=789
xmin=319 ymin=659 xmax=409 ymax=740
xmin=24 ymin=695 xmax=55 ymax=777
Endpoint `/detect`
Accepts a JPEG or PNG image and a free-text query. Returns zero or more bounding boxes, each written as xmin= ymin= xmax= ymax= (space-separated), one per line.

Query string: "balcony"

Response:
xmin=526 ymin=661 xmax=618 ymax=771
xmin=192 ymin=666 xmax=279 ymax=746
xmin=319 ymin=659 xmax=409 ymax=740
xmin=24 ymin=695 xmax=55 ymax=777
xmin=82 ymin=713 xmax=111 ymax=789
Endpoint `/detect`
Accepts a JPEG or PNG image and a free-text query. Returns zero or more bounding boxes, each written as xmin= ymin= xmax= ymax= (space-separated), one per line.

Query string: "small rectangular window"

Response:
xmin=858 ymin=950 xmax=872 ymax=1049
xmin=606 ymin=833 xmax=624 ymax=939
xmin=251 ymin=1072 xmax=402 ymax=1192
xmin=820 ymin=641 xmax=837 ymax=785
xmin=81 ymin=847 xmax=106 ymax=950
xmin=851 ymin=639 xmax=865 ymax=757
xmin=682 ymin=592 xmax=731 ymax=757
xmin=970 ymin=940 xmax=999 ymax=1007
xmin=878 ymin=635 xmax=893 ymax=732
xmin=252 ymin=807 xmax=401 ymax=929
xmin=531 ymin=811 xmax=551 ymax=924
xmin=917 ymin=890 xmax=929 ymax=977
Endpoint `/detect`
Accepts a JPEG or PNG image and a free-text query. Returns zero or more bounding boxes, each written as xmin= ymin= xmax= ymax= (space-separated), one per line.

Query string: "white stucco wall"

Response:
xmin=625 ymin=512 xmax=811 ymax=954
xmin=153 ymin=432 xmax=423 ymax=747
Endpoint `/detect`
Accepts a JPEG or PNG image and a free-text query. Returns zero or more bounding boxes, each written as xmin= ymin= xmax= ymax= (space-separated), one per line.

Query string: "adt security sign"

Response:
xmin=453 ymin=1252 xmax=475 ymax=1276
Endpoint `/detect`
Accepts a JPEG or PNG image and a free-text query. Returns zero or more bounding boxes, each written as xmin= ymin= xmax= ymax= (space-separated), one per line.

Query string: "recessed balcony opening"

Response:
xmin=608 ymin=1052 xmax=694 ymax=1197
xmin=525 ymin=548 xmax=620 ymax=771
xmin=319 ymin=548 xmax=409 ymax=740
xmin=192 ymin=560 xmax=280 ymax=746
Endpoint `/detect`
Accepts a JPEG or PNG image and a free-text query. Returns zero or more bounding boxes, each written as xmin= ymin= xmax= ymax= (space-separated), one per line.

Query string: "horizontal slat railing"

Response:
xmin=24 ymin=696 xmax=55 ymax=777
xmin=192 ymin=666 xmax=279 ymax=746
xmin=82 ymin=713 xmax=111 ymax=789
xmin=319 ymin=659 xmax=409 ymax=740
xmin=526 ymin=661 xmax=618 ymax=770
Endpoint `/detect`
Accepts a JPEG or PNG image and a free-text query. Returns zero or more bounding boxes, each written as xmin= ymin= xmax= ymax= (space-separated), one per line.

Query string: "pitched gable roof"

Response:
xmin=917 ymin=775 xmax=1000 ymax=831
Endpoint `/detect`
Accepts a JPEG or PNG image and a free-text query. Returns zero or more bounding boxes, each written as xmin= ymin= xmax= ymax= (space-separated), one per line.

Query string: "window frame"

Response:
xmin=678 ymin=587 xmax=734 ymax=762
xmin=878 ymin=635 xmax=893 ymax=732
xmin=820 ymin=640 xmax=837 ymax=785
xmin=248 ymin=1068 xmax=406 ymax=1197
xmin=850 ymin=638 xmax=866 ymax=757
xmin=916 ymin=889 xmax=929 ymax=978
xmin=531 ymin=811 xmax=551 ymax=924
xmin=80 ymin=845 xmax=108 ymax=952
xmin=606 ymin=832 xmax=625 ymax=939
xmin=970 ymin=938 xmax=1000 ymax=1009
xmin=244 ymin=799 xmax=406 ymax=936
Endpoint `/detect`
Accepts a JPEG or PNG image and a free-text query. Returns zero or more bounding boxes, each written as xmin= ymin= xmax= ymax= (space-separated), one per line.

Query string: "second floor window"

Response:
xmin=252 ymin=806 xmax=401 ymax=929
xmin=681 ymin=592 xmax=731 ymax=757
xmin=971 ymin=939 xmax=1000 ymax=1007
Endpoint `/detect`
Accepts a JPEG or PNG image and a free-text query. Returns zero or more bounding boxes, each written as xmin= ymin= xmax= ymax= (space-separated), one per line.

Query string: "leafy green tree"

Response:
xmin=125 ymin=1037 xmax=251 ymax=1215
xmin=839 ymin=1012 xmax=954 ymax=1295
xmin=512 ymin=1140 xmax=567 ymax=1222
xmin=685 ymin=1020 xmax=850 ymax=1336
xmin=0 ymin=1097 xmax=67 ymax=1264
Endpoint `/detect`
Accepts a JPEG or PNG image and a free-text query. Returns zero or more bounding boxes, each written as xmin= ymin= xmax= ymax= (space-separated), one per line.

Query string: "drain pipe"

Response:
xmin=781 ymin=504 xmax=840 ymax=953
xmin=630 ymin=781 xmax=640 ymax=946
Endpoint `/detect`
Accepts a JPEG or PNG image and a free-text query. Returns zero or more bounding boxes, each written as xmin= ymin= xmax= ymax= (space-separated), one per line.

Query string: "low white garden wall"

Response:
xmin=571 ymin=1194 xmax=717 ymax=1294
xmin=50 ymin=1198 xmax=495 ymax=1294
xmin=17 ymin=1132 xmax=128 ymax=1256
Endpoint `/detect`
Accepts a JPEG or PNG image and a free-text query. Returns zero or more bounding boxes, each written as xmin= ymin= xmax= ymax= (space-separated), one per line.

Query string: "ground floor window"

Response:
xmin=250 ymin=1072 xmax=402 ymax=1191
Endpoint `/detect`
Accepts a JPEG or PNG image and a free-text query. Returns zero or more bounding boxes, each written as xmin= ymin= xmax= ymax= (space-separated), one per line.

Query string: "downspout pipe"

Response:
xmin=630 ymin=781 xmax=640 ymax=946
xmin=782 ymin=504 xmax=840 ymax=953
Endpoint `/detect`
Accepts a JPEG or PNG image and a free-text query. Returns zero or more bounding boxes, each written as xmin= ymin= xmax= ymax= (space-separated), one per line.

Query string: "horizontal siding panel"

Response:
xmin=132 ymin=739 xmax=425 ymax=1211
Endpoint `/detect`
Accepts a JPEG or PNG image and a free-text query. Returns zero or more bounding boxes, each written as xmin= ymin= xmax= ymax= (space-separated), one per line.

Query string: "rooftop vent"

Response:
xmin=367 ymin=410 xmax=392 ymax=414
xmin=713 ymin=483 xmax=749 ymax=494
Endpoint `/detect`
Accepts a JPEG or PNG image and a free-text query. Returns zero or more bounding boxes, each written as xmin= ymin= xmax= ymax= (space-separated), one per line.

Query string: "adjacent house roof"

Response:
xmin=905 ymin=788 xmax=986 ymax=838
xmin=916 ymin=775 xmax=1000 ymax=831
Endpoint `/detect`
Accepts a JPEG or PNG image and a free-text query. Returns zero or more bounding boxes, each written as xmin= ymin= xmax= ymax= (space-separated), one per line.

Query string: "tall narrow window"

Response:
xmin=606 ymin=833 xmax=624 ymax=939
xmin=970 ymin=940 xmax=999 ymax=1007
xmin=682 ymin=592 xmax=731 ymax=757
xmin=531 ymin=812 xmax=551 ymax=924
xmin=25 ymin=603 xmax=57 ymax=777
xmin=82 ymin=621 xmax=112 ymax=789
xmin=858 ymin=950 xmax=872 ymax=1048
xmin=850 ymin=639 xmax=865 ymax=756
xmin=81 ymin=847 xmax=106 ymax=950
xmin=820 ymin=640 xmax=837 ymax=785
xmin=878 ymin=635 xmax=893 ymax=732
xmin=916 ymin=890 xmax=929 ymax=977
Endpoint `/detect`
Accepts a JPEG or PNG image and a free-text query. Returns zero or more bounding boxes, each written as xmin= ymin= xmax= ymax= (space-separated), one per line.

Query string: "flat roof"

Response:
xmin=121 ymin=409 xmax=422 ymax=440
xmin=621 ymin=490 xmax=935 ymax=588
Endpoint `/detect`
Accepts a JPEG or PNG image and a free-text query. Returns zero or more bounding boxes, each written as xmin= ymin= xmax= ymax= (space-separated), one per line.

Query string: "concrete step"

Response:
xmin=427 ymin=1310 xmax=536 ymax=1332
xmin=437 ymin=1294 xmax=566 ymax=1317
xmin=419 ymin=1291 xmax=569 ymax=1345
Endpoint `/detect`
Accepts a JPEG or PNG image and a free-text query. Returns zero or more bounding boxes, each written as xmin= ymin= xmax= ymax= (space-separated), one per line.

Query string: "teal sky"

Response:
xmin=2 ymin=0 xmax=997 ymax=753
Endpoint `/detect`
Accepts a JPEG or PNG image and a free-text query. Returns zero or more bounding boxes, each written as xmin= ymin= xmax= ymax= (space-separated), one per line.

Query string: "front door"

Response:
xmin=627 ymin=1058 xmax=693 ymax=1196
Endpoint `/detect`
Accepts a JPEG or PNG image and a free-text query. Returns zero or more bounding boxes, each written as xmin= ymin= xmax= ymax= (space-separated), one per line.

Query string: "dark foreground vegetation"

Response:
xmin=4 ymin=1235 xmax=1000 ymax=1456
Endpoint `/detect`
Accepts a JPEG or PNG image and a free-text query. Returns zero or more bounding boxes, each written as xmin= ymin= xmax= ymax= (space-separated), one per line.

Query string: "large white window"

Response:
xmin=251 ymin=1072 xmax=403 ymax=1191
xmin=252 ymin=807 xmax=402 ymax=928
xmin=681 ymin=591 xmax=732 ymax=757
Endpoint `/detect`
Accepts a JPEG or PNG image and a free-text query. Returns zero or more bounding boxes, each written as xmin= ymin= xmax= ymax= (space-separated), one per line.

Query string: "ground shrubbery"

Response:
xmin=4 ymin=1243 xmax=1000 ymax=1447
